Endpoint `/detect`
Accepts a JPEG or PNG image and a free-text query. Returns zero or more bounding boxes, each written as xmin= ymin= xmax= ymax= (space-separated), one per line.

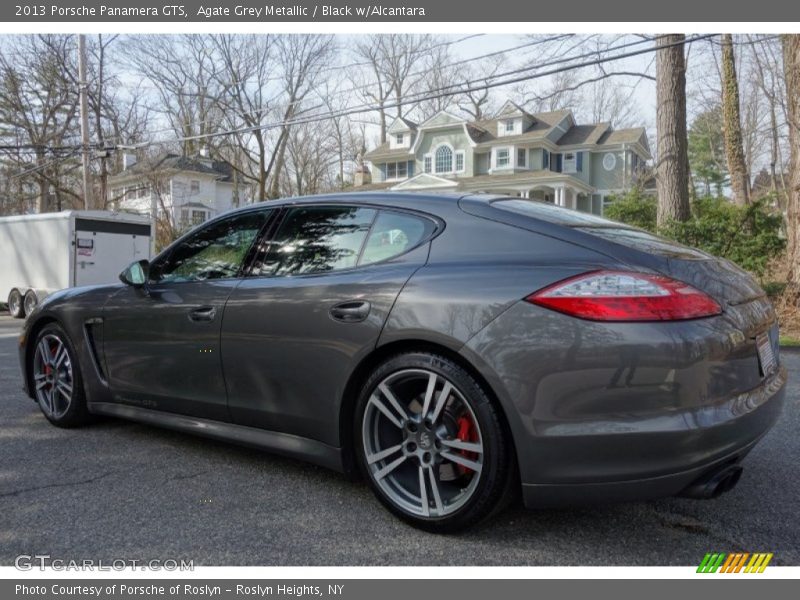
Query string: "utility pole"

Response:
xmin=78 ymin=34 xmax=93 ymax=210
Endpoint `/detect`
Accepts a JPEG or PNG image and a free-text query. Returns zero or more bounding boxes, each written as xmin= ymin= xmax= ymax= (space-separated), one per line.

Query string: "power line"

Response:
xmin=122 ymin=34 xmax=637 ymax=147
xmin=6 ymin=34 xmax=715 ymax=179
xmin=103 ymin=34 xmax=560 ymax=145
xmin=150 ymin=34 xmax=716 ymax=148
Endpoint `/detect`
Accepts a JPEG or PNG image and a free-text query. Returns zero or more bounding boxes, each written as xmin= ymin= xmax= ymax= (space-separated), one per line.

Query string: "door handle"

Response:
xmin=188 ymin=306 xmax=217 ymax=322
xmin=330 ymin=300 xmax=371 ymax=323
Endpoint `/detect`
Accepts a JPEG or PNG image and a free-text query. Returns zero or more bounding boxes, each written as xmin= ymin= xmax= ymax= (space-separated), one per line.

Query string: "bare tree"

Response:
xmin=455 ymin=56 xmax=505 ymax=120
xmin=122 ymin=35 xmax=224 ymax=155
xmin=655 ymin=34 xmax=690 ymax=226
xmin=266 ymin=34 xmax=335 ymax=199
xmin=352 ymin=34 xmax=432 ymax=142
xmin=0 ymin=35 xmax=80 ymax=212
xmin=720 ymin=34 xmax=751 ymax=205
xmin=415 ymin=44 xmax=458 ymax=120
xmin=783 ymin=34 xmax=800 ymax=300
xmin=210 ymin=34 xmax=277 ymax=201
xmin=749 ymin=36 xmax=790 ymax=204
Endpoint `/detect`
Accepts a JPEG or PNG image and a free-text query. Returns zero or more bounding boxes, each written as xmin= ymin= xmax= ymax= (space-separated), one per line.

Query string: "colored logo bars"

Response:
xmin=697 ymin=553 xmax=773 ymax=573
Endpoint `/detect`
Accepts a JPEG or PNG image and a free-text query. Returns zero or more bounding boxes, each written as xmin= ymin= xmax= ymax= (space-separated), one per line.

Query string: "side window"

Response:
xmin=153 ymin=210 xmax=271 ymax=283
xmin=359 ymin=211 xmax=436 ymax=266
xmin=254 ymin=206 xmax=376 ymax=277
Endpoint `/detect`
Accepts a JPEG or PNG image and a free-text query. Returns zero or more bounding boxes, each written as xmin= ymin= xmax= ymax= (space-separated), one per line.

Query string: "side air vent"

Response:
xmin=83 ymin=318 xmax=108 ymax=384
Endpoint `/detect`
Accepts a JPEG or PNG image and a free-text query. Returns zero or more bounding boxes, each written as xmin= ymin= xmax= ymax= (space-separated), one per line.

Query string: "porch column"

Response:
xmin=563 ymin=186 xmax=576 ymax=210
xmin=555 ymin=185 xmax=565 ymax=207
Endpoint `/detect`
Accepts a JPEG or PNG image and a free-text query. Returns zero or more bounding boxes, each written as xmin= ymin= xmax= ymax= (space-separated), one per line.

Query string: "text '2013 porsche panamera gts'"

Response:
xmin=18 ymin=193 xmax=785 ymax=532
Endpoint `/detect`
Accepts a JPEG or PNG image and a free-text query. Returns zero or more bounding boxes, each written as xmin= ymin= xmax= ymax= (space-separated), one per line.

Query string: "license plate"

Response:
xmin=757 ymin=333 xmax=777 ymax=376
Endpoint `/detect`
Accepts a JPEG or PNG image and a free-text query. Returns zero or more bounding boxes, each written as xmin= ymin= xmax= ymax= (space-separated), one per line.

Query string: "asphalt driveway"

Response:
xmin=1 ymin=314 xmax=798 ymax=566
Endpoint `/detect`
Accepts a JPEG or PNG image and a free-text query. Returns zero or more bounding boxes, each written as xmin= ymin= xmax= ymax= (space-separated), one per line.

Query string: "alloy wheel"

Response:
xmin=362 ymin=368 xmax=484 ymax=518
xmin=33 ymin=334 xmax=74 ymax=420
xmin=8 ymin=291 xmax=22 ymax=318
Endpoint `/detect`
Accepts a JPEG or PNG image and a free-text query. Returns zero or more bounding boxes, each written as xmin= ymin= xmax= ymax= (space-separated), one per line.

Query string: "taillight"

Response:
xmin=525 ymin=270 xmax=722 ymax=322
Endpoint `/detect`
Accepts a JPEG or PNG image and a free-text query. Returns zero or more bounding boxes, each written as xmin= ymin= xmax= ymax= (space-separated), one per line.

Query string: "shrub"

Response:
xmin=603 ymin=189 xmax=657 ymax=232
xmin=603 ymin=192 xmax=785 ymax=279
xmin=660 ymin=197 xmax=785 ymax=278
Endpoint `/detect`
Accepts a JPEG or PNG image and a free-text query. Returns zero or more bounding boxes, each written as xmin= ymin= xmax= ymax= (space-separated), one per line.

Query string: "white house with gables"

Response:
xmin=108 ymin=152 xmax=242 ymax=231
xmin=361 ymin=101 xmax=651 ymax=215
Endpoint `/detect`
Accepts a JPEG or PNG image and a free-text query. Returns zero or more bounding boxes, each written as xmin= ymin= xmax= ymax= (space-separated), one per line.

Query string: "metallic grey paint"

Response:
xmin=19 ymin=192 xmax=785 ymax=508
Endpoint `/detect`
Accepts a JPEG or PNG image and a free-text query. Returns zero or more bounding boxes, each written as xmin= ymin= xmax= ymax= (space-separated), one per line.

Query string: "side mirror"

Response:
xmin=119 ymin=259 xmax=149 ymax=288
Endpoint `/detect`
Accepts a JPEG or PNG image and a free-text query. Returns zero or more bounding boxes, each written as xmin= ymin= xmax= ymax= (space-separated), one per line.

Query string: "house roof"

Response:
xmin=496 ymin=100 xmax=534 ymax=119
xmin=364 ymin=105 xmax=651 ymax=162
xmin=471 ymin=109 xmax=572 ymax=145
xmin=363 ymin=144 xmax=412 ymax=162
xmin=596 ymin=127 xmax=649 ymax=147
xmin=751 ymin=169 xmax=788 ymax=196
xmin=109 ymin=153 xmax=235 ymax=183
xmin=556 ymin=122 xmax=611 ymax=146
xmin=388 ymin=116 xmax=418 ymax=132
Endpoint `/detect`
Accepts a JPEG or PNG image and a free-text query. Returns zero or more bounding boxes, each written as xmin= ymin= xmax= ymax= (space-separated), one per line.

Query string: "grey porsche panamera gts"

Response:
xmin=18 ymin=192 xmax=785 ymax=531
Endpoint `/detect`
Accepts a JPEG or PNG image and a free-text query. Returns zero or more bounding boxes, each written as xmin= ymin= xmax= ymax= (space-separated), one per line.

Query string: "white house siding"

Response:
xmin=215 ymin=182 xmax=237 ymax=215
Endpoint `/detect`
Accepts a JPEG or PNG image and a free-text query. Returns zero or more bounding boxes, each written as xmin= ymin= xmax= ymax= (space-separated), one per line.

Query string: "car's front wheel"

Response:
xmin=30 ymin=323 xmax=91 ymax=428
xmin=355 ymin=352 xmax=514 ymax=532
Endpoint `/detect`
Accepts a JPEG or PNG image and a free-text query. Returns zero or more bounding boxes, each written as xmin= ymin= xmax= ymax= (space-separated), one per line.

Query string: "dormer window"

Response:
xmin=504 ymin=120 xmax=515 ymax=133
xmin=395 ymin=133 xmax=404 ymax=145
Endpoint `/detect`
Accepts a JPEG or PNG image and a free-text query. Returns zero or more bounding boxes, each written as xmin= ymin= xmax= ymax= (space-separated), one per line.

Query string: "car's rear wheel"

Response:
xmin=8 ymin=289 xmax=25 ymax=319
xmin=31 ymin=323 xmax=90 ymax=428
xmin=355 ymin=352 xmax=513 ymax=532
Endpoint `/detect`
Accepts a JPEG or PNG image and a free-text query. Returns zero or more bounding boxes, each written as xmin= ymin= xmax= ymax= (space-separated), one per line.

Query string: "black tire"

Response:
xmin=23 ymin=289 xmax=38 ymax=315
xmin=30 ymin=322 xmax=91 ymax=428
xmin=8 ymin=289 xmax=25 ymax=319
xmin=355 ymin=352 xmax=514 ymax=532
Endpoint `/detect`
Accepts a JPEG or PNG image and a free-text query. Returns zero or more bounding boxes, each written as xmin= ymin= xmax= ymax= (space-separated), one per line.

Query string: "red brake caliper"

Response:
xmin=455 ymin=415 xmax=478 ymax=475
xmin=44 ymin=342 xmax=54 ymax=388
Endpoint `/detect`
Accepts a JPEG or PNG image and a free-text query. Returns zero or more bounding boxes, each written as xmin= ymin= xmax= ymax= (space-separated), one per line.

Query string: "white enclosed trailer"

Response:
xmin=0 ymin=210 xmax=152 ymax=318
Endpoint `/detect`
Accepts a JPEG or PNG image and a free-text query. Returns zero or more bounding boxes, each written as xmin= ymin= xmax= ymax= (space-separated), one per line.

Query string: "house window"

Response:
xmin=542 ymin=149 xmax=550 ymax=170
xmin=563 ymin=152 xmax=577 ymax=173
xmin=424 ymin=155 xmax=432 ymax=173
xmin=190 ymin=180 xmax=200 ymax=194
xmin=517 ymin=148 xmax=527 ymax=168
xmin=180 ymin=208 xmax=189 ymax=225
xmin=137 ymin=184 xmax=149 ymax=198
xmin=125 ymin=187 xmax=136 ymax=200
xmin=455 ymin=151 xmax=465 ymax=173
xmin=435 ymin=145 xmax=453 ymax=174
xmin=504 ymin=120 xmax=515 ymax=134
xmin=386 ymin=161 xmax=408 ymax=180
xmin=496 ymin=148 xmax=510 ymax=168
xmin=191 ymin=210 xmax=207 ymax=226
xmin=395 ymin=133 xmax=404 ymax=145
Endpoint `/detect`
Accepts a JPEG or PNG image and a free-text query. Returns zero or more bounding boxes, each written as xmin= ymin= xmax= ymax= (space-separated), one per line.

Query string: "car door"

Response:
xmin=102 ymin=208 xmax=274 ymax=420
xmin=221 ymin=204 xmax=438 ymax=446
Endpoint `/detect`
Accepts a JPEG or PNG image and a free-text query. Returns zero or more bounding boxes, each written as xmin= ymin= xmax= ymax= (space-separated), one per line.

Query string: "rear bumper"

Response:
xmin=519 ymin=368 xmax=785 ymax=508
xmin=460 ymin=299 xmax=786 ymax=506
xmin=517 ymin=366 xmax=786 ymax=508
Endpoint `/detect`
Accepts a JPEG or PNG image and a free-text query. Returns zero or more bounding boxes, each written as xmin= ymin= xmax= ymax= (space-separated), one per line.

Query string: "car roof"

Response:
xmin=222 ymin=191 xmax=504 ymax=218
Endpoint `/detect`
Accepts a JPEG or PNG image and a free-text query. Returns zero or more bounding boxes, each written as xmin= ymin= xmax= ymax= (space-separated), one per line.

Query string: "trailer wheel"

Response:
xmin=7 ymin=289 xmax=25 ymax=319
xmin=23 ymin=290 xmax=39 ymax=316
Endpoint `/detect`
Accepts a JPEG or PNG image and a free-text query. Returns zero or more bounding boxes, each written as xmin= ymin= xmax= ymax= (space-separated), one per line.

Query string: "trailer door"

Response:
xmin=73 ymin=218 xmax=151 ymax=287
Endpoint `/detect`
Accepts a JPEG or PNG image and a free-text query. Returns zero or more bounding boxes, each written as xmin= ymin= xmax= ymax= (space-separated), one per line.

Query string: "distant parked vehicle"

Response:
xmin=0 ymin=211 xmax=151 ymax=318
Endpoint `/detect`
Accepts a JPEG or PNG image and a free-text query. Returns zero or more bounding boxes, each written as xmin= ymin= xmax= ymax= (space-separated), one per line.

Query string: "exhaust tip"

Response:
xmin=680 ymin=464 xmax=743 ymax=499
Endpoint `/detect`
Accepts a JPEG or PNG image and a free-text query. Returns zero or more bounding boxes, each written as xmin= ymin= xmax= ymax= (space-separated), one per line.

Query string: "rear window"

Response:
xmin=491 ymin=199 xmax=709 ymax=260
xmin=578 ymin=227 xmax=709 ymax=260
xmin=492 ymin=198 xmax=617 ymax=226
